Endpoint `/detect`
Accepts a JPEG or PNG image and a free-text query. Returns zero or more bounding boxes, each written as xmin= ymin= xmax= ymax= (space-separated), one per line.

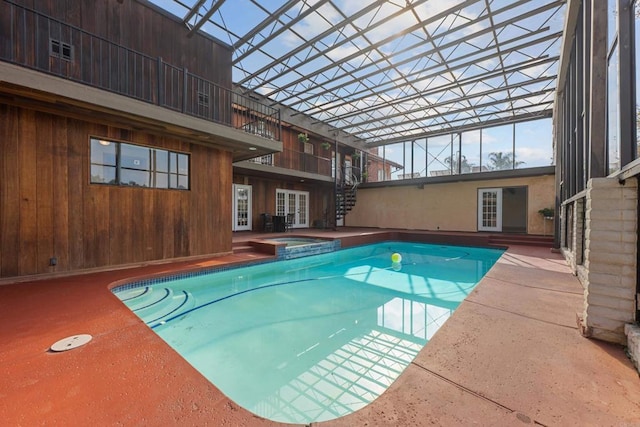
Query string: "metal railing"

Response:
xmin=0 ymin=0 xmax=280 ymax=140
xmin=248 ymin=147 xmax=332 ymax=176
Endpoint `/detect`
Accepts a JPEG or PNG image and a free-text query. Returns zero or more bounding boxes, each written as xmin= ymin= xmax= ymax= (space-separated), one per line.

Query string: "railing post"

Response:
xmin=182 ymin=67 xmax=188 ymax=114
xmin=278 ymin=110 xmax=282 ymax=141
xmin=157 ymin=57 xmax=163 ymax=106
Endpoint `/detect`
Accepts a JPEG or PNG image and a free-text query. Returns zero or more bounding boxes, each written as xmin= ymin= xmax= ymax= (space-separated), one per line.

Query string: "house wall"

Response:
xmin=0 ymin=104 xmax=232 ymax=279
xmin=345 ymin=174 xmax=555 ymax=234
xmin=3 ymin=0 xmax=232 ymax=89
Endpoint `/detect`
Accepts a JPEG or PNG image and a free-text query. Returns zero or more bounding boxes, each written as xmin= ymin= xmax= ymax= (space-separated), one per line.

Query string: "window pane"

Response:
xmin=155 ymin=172 xmax=168 ymax=189
xmin=461 ymin=130 xmax=481 ymax=173
xmin=90 ymin=165 xmax=116 ymax=184
xmin=178 ymin=175 xmax=189 ymax=190
xmin=90 ymin=138 xmax=116 ymax=165
xmin=427 ymin=135 xmax=452 ymax=176
xmin=608 ymin=45 xmax=620 ymax=173
xmin=413 ymin=140 xmax=426 ymax=178
xmin=155 ymin=149 xmax=168 ymax=173
xmin=121 ymin=169 xmax=150 ymax=187
xmin=177 ymin=153 xmax=189 ymax=175
xmin=482 ymin=124 xmax=515 ymax=170
xmin=170 ymin=152 xmax=177 ymax=173
xmin=121 ymin=144 xmax=151 ymax=171
xmin=515 ymin=118 xmax=554 ymax=168
xmin=384 ymin=143 xmax=404 ymax=180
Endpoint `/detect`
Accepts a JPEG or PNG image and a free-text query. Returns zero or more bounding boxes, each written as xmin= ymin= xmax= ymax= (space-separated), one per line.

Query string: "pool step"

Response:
xmin=119 ymin=287 xmax=195 ymax=327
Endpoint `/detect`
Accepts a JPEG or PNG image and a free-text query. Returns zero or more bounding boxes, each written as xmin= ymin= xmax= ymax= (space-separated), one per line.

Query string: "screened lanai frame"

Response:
xmin=152 ymin=0 xmax=565 ymax=176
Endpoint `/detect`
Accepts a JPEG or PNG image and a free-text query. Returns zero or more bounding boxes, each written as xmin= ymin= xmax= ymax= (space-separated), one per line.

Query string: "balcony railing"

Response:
xmin=0 ymin=0 xmax=280 ymax=141
xmin=247 ymin=148 xmax=332 ymax=177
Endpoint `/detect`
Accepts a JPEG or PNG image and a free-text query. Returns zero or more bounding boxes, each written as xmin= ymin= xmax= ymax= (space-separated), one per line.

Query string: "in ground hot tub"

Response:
xmin=267 ymin=237 xmax=340 ymax=259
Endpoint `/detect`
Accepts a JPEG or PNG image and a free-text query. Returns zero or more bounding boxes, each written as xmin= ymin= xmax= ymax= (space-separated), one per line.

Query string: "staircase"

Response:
xmin=336 ymin=181 xmax=358 ymax=221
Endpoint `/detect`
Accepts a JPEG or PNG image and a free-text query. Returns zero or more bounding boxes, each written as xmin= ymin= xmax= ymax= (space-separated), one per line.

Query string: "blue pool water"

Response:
xmin=113 ymin=242 xmax=503 ymax=423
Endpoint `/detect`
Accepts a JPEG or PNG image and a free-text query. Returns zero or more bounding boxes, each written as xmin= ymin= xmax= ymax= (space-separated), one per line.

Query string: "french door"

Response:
xmin=478 ymin=188 xmax=502 ymax=232
xmin=232 ymin=184 xmax=252 ymax=231
xmin=276 ymin=189 xmax=309 ymax=228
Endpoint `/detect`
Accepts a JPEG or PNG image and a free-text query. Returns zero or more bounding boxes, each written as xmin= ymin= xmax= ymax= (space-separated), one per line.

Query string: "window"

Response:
xmin=50 ymin=39 xmax=73 ymax=61
xmin=90 ymin=138 xmax=189 ymax=190
xmin=303 ymin=142 xmax=314 ymax=155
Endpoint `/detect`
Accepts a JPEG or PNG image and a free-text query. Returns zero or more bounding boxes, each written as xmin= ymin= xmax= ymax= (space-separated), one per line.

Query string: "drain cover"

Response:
xmin=50 ymin=334 xmax=92 ymax=352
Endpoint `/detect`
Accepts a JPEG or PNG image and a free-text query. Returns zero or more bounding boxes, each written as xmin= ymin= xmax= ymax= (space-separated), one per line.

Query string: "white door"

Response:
xmin=232 ymin=184 xmax=252 ymax=231
xmin=478 ymin=188 xmax=502 ymax=232
xmin=276 ymin=189 xmax=309 ymax=228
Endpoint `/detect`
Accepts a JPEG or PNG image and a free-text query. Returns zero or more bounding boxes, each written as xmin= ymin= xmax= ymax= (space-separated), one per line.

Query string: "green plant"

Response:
xmin=298 ymin=133 xmax=309 ymax=143
xmin=321 ymin=142 xmax=331 ymax=150
xmin=538 ymin=207 xmax=555 ymax=218
xmin=351 ymin=151 xmax=360 ymax=159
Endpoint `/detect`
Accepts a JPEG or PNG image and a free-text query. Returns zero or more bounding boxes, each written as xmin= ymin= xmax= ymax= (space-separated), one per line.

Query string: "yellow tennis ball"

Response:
xmin=391 ymin=253 xmax=402 ymax=263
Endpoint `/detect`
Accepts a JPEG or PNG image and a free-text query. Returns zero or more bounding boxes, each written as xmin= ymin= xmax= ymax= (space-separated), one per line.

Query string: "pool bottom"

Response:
xmin=115 ymin=242 xmax=503 ymax=424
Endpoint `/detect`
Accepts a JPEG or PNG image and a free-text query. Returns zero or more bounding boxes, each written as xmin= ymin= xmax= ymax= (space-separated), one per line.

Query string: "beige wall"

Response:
xmin=346 ymin=173 xmax=555 ymax=235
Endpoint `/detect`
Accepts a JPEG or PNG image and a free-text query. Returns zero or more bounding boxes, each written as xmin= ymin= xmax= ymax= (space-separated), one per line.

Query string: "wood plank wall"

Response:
xmin=0 ymin=105 xmax=232 ymax=278
xmin=7 ymin=0 xmax=232 ymax=88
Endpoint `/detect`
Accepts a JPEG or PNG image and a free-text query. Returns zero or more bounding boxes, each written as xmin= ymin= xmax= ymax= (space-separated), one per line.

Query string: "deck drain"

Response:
xmin=50 ymin=334 xmax=92 ymax=352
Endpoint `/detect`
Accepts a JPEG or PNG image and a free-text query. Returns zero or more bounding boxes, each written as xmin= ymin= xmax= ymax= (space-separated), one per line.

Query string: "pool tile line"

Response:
xmin=110 ymin=257 xmax=277 ymax=293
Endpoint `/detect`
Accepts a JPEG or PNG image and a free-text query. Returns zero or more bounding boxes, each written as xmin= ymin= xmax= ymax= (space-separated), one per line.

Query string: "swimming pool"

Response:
xmin=113 ymin=242 xmax=503 ymax=423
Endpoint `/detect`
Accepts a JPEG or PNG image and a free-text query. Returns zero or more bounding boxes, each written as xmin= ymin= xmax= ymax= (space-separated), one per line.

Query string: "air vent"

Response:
xmin=50 ymin=39 xmax=73 ymax=61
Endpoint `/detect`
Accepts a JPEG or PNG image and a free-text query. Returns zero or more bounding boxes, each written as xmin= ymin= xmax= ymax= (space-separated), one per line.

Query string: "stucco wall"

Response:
xmin=346 ymin=173 xmax=555 ymax=234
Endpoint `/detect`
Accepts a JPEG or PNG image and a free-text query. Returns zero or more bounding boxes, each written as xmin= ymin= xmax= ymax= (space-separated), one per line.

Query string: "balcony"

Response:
xmin=0 ymin=0 xmax=280 ymax=144
xmin=242 ymin=147 xmax=333 ymax=182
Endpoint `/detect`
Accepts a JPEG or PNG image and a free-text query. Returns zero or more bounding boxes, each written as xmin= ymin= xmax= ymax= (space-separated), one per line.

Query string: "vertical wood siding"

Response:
xmin=0 ymin=105 xmax=232 ymax=278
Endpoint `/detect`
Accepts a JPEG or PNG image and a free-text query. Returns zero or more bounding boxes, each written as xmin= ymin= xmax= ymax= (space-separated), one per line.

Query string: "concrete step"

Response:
xmin=488 ymin=234 xmax=554 ymax=247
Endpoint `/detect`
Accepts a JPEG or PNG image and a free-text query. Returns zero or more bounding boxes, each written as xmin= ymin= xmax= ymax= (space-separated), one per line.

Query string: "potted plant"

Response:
xmin=298 ymin=133 xmax=309 ymax=144
xmin=538 ymin=207 xmax=554 ymax=219
xmin=351 ymin=151 xmax=360 ymax=159
xmin=321 ymin=142 xmax=331 ymax=150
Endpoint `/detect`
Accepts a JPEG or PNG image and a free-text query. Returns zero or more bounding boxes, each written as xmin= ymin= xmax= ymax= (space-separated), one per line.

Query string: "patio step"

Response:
xmin=488 ymin=234 xmax=554 ymax=247
xmin=232 ymin=244 xmax=257 ymax=254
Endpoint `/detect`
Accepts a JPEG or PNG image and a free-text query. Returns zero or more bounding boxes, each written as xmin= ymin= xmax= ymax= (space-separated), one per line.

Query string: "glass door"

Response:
xmin=232 ymin=184 xmax=252 ymax=231
xmin=276 ymin=189 xmax=309 ymax=229
xmin=477 ymin=188 xmax=502 ymax=232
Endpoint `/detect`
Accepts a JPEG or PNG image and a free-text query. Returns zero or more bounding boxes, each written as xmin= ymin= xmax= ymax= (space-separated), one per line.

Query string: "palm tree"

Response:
xmin=487 ymin=151 xmax=524 ymax=170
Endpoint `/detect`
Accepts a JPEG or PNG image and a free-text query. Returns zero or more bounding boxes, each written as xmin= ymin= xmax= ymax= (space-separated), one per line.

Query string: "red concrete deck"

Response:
xmin=1 ymin=230 xmax=639 ymax=425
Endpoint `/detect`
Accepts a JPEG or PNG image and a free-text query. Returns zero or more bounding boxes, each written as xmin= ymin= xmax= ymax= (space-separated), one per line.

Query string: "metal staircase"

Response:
xmin=336 ymin=165 xmax=360 ymax=221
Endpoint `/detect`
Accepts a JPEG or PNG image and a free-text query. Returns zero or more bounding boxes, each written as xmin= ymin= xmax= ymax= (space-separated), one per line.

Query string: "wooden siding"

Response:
xmin=4 ymin=0 xmax=232 ymax=89
xmin=0 ymin=105 xmax=232 ymax=278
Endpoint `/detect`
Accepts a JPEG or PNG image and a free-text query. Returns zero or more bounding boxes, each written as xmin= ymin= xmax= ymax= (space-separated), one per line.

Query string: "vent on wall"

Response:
xmin=50 ymin=39 xmax=73 ymax=61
